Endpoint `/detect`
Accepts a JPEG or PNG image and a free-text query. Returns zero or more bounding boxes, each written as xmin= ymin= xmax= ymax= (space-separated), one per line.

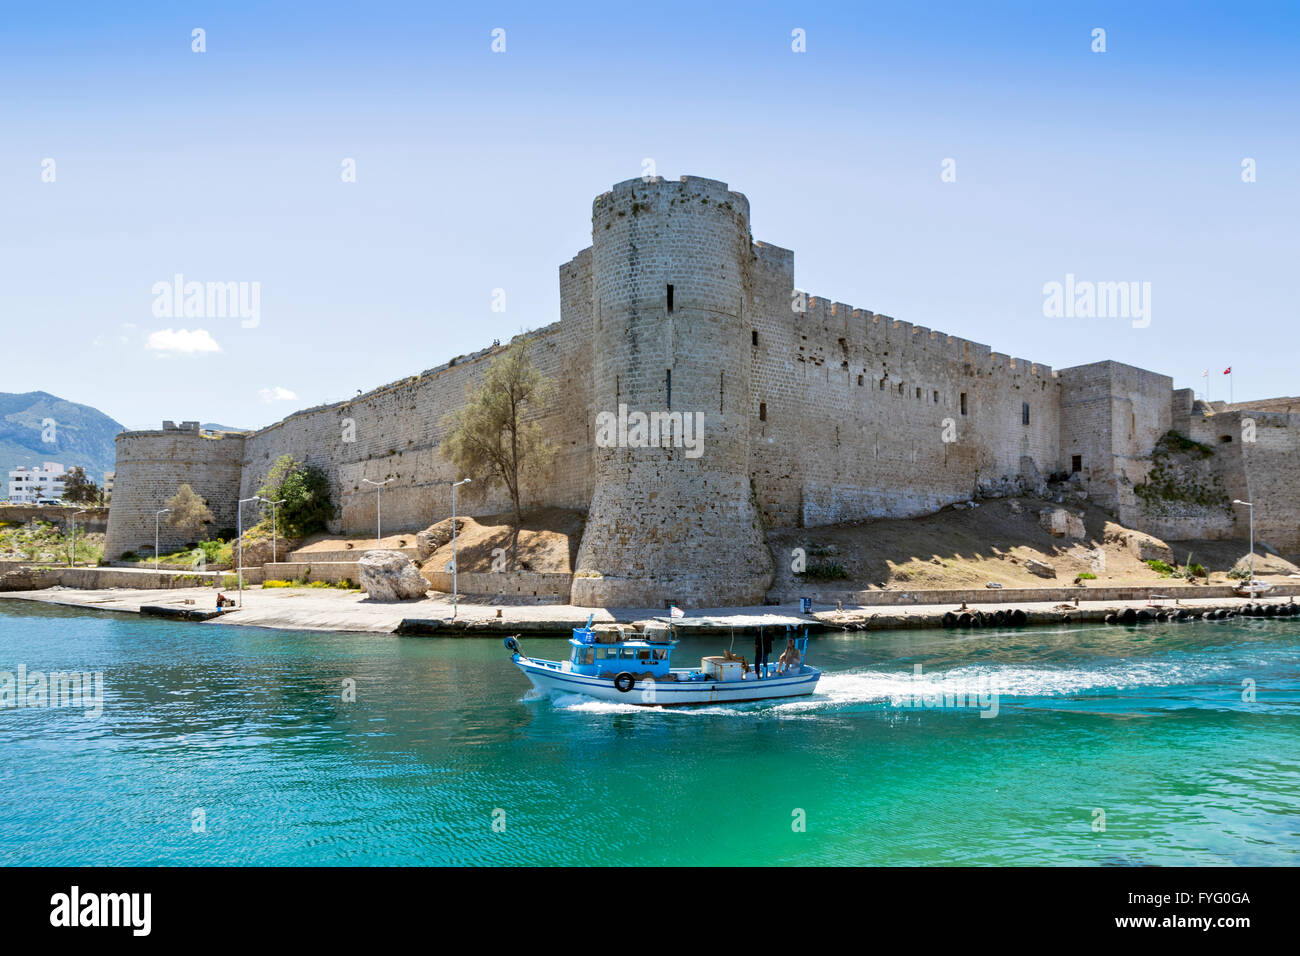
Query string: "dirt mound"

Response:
xmin=291 ymin=530 xmax=420 ymax=554
xmin=421 ymin=508 xmax=585 ymax=574
xmin=768 ymin=497 xmax=1299 ymax=591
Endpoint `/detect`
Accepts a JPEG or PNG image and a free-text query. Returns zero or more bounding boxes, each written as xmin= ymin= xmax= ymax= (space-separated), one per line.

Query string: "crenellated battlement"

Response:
xmin=595 ymin=174 xmax=748 ymax=213
xmin=788 ymin=294 xmax=1056 ymax=382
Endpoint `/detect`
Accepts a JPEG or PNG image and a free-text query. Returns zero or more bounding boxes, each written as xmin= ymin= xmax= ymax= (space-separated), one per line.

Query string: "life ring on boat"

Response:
xmin=613 ymin=672 xmax=636 ymax=693
xmin=503 ymin=636 xmax=520 ymax=654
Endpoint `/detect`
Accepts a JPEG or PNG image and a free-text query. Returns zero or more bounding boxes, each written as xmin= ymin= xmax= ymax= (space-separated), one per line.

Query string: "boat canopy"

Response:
xmin=567 ymin=638 xmax=674 ymax=677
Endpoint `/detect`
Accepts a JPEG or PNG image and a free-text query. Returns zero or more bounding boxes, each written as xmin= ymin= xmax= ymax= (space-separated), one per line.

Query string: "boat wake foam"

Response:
xmin=540 ymin=657 xmax=1236 ymax=716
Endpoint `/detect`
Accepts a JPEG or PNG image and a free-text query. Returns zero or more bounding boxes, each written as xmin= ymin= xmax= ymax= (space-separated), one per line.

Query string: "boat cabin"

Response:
xmin=568 ymin=624 xmax=675 ymax=678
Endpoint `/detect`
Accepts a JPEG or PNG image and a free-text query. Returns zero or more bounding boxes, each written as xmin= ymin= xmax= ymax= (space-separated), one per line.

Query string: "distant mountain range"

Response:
xmin=0 ymin=392 xmax=126 ymax=486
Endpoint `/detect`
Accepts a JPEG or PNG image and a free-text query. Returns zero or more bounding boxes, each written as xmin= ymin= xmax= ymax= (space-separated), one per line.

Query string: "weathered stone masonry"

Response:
xmin=105 ymin=175 xmax=1300 ymax=603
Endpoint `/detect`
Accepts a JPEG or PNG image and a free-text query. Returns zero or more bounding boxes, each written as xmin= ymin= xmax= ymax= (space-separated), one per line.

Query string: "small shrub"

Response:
xmin=799 ymin=560 xmax=850 ymax=581
xmin=1076 ymin=572 xmax=1097 ymax=580
xmin=1145 ymin=559 xmax=1175 ymax=577
xmin=263 ymin=579 xmax=292 ymax=588
xmin=197 ymin=539 xmax=229 ymax=566
xmin=257 ymin=455 xmax=334 ymax=536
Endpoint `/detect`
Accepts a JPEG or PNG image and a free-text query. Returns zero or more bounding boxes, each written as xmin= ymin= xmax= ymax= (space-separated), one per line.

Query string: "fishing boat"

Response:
xmin=505 ymin=617 xmax=821 ymax=706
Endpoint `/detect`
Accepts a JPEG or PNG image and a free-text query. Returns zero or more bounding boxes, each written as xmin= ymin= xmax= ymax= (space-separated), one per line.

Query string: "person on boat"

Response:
xmin=776 ymin=637 xmax=802 ymax=674
xmin=753 ymin=628 xmax=774 ymax=679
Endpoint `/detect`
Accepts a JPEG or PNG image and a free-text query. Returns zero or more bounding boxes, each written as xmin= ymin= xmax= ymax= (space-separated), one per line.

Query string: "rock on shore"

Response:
xmin=359 ymin=550 xmax=430 ymax=601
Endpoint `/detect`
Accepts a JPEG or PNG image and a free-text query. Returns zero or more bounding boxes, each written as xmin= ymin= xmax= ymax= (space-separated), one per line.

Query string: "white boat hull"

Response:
xmin=513 ymin=656 xmax=821 ymax=706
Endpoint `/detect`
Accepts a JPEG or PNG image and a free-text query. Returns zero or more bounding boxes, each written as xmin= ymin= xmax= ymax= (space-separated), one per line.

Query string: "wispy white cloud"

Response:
xmin=258 ymin=386 xmax=298 ymax=403
xmin=146 ymin=328 xmax=220 ymax=354
xmin=92 ymin=322 xmax=141 ymax=348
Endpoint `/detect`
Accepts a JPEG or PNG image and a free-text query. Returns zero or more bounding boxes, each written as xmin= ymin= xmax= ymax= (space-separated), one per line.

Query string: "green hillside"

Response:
xmin=0 ymin=392 xmax=126 ymax=488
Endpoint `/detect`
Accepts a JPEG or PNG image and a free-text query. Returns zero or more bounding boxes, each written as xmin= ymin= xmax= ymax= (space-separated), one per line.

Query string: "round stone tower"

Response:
xmin=571 ymin=176 xmax=773 ymax=608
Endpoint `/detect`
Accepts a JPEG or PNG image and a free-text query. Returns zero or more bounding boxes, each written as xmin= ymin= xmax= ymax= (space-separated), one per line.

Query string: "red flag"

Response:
xmin=1223 ymin=367 xmax=1231 ymax=374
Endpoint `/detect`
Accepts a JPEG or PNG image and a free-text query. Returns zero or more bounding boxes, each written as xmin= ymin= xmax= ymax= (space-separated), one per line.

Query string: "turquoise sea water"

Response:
xmin=1 ymin=599 xmax=1297 ymax=866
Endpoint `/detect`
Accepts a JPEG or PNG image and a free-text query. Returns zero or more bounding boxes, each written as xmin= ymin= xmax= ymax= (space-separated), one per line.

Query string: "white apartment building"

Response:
xmin=7 ymin=462 xmax=68 ymax=503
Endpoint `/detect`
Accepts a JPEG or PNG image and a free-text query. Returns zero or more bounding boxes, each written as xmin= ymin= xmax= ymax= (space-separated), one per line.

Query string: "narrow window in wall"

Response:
xmin=719 ymin=372 xmax=724 ymax=413
xmin=752 ymin=329 xmax=758 ymax=347
xmin=879 ymin=378 xmax=886 ymax=390
xmin=915 ymin=387 xmax=921 ymax=400
xmin=960 ymin=392 xmax=968 ymax=416
xmin=898 ymin=382 xmax=905 ymax=396
xmin=666 ymin=284 xmax=674 ymax=315
xmin=666 ymin=369 xmax=672 ymax=410
xmin=933 ymin=390 xmax=939 ymax=403
xmin=857 ymin=375 xmax=864 ymax=386
xmin=1022 ymin=402 xmax=1030 ymax=425
xmin=759 ymin=402 xmax=767 ymax=422
xmin=615 ymin=375 xmax=620 ymax=407
xmin=1071 ymin=455 xmax=1082 ymax=474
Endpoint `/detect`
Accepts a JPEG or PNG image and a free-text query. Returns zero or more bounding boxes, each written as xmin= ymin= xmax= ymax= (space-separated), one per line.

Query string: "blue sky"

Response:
xmin=2 ymin=1 xmax=1297 ymax=430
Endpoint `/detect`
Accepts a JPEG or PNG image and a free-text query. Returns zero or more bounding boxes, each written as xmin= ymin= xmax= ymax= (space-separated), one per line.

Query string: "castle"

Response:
xmin=104 ymin=176 xmax=1300 ymax=606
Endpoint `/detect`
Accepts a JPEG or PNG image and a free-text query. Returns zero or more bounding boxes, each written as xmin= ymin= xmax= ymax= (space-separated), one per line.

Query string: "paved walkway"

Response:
xmin=1 ymin=584 xmax=1294 ymax=636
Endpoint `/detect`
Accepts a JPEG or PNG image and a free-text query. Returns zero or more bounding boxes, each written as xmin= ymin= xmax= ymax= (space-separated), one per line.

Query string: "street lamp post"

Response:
xmin=264 ymin=498 xmax=286 ymax=563
xmin=236 ymin=495 xmax=263 ymax=607
xmin=1233 ymin=499 xmax=1255 ymax=590
xmin=361 ymin=478 xmax=394 ymax=547
xmin=154 ymin=509 xmax=172 ymax=571
xmin=68 ymin=508 xmax=87 ymax=567
xmin=449 ymin=478 xmax=472 ymax=618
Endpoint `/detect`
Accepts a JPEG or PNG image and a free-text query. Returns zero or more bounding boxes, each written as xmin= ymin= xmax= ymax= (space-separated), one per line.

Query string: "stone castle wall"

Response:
xmin=233 ymin=322 xmax=592 ymax=539
xmin=103 ymin=429 xmax=246 ymax=557
xmin=748 ymin=242 xmax=1063 ymax=528
xmin=571 ymin=176 xmax=773 ymax=607
xmin=1238 ymin=411 xmax=1300 ymax=554
xmin=104 ymin=175 xmax=1300 ymax=600
xmin=1118 ymin=388 xmax=1300 ymax=552
xmin=1058 ymin=361 xmax=1174 ymax=516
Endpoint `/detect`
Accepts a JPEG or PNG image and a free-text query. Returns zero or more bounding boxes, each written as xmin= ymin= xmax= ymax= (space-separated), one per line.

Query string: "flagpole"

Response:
xmin=1229 ymin=370 xmax=1233 ymax=405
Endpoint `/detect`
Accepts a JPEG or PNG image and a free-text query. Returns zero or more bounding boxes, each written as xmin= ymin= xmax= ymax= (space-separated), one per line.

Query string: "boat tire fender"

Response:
xmin=614 ymin=672 xmax=636 ymax=693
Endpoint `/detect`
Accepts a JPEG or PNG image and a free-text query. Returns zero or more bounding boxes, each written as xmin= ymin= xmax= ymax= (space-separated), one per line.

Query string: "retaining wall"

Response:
xmin=423 ymin=569 xmax=572 ymax=601
xmin=771 ymin=583 xmax=1300 ymax=607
